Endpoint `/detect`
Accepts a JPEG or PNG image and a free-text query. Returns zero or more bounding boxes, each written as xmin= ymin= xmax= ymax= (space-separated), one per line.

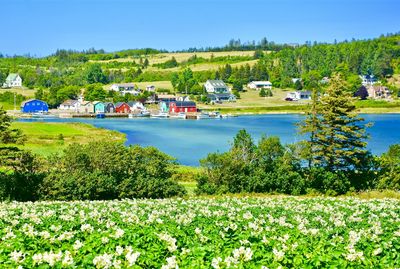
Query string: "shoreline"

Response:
xmin=8 ymin=107 xmax=400 ymax=119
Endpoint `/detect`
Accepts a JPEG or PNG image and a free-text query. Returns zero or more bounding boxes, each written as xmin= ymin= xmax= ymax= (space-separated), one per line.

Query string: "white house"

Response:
xmin=110 ymin=83 xmax=136 ymax=92
xmin=286 ymin=91 xmax=312 ymax=101
xmin=247 ymin=81 xmax=272 ymax=90
xmin=146 ymin=85 xmax=156 ymax=92
xmin=360 ymin=75 xmax=377 ymax=86
xmin=128 ymin=101 xmax=145 ymax=111
xmin=3 ymin=73 xmax=22 ymax=88
xmin=204 ymin=80 xmax=229 ymax=93
xmin=207 ymin=93 xmax=236 ymax=103
xmin=367 ymin=85 xmax=391 ymax=99
xmin=177 ymin=96 xmax=190 ymax=102
xmin=59 ymin=100 xmax=80 ymax=111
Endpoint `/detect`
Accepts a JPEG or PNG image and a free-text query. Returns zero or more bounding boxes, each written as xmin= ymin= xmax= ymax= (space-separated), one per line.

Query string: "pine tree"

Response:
xmin=259 ymin=88 xmax=267 ymax=97
xmin=300 ymin=74 xmax=370 ymax=172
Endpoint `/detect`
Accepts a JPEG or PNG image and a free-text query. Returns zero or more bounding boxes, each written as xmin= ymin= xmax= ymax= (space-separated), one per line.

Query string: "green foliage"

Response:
xmin=377 ymin=144 xmax=400 ymax=190
xmin=0 ymin=149 xmax=45 ymax=201
xmin=171 ymin=68 xmax=200 ymax=94
xmin=85 ymin=63 xmax=108 ymax=84
xmin=259 ymin=88 xmax=267 ymax=97
xmin=39 ymin=141 xmax=185 ymax=201
xmin=0 ymin=107 xmax=25 ymax=144
xmin=197 ymin=130 xmax=304 ymax=195
xmin=153 ymin=57 xmax=178 ymax=69
xmin=38 ymin=85 xmax=80 ymax=107
xmin=84 ymin=84 xmax=107 ymax=101
xmin=0 ymin=91 xmax=26 ymax=107
xmin=300 ymin=74 xmax=373 ymax=192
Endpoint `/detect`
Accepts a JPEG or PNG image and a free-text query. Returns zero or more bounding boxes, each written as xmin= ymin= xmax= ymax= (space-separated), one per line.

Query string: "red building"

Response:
xmin=115 ymin=102 xmax=131 ymax=113
xmin=169 ymin=101 xmax=197 ymax=113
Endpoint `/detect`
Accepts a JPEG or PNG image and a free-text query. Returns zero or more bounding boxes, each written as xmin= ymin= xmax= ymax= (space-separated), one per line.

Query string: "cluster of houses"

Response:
xmin=59 ymin=97 xmax=146 ymax=114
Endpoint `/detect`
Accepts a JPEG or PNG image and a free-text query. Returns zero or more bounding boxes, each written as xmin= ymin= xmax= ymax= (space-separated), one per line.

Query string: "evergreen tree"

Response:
xmin=300 ymin=74 xmax=370 ymax=172
xmin=259 ymin=88 xmax=267 ymax=97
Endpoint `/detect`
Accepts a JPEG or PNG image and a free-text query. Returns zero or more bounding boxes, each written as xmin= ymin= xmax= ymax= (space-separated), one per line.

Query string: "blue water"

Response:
xmin=18 ymin=114 xmax=400 ymax=166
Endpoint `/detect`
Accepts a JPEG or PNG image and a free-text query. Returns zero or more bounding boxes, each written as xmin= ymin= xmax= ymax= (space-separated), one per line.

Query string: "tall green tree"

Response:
xmin=85 ymin=64 xmax=108 ymax=84
xmin=300 ymin=74 xmax=370 ymax=172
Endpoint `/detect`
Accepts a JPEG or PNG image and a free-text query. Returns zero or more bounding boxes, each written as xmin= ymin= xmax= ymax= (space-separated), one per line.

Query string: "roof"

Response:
xmin=157 ymin=94 xmax=176 ymax=99
xmin=250 ymin=81 xmax=272 ymax=85
xmin=61 ymin=100 xmax=79 ymax=106
xmin=206 ymin=80 xmax=228 ymax=88
xmin=171 ymin=101 xmax=196 ymax=107
xmin=115 ymin=102 xmax=128 ymax=108
xmin=208 ymin=93 xmax=235 ymax=98
xmin=80 ymin=101 xmax=92 ymax=106
xmin=20 ymin=99 xmax=46 ymax=107
xmin=127 ymin=101 xmax=143 ymax=107
xmin=6 ymin=73 xmax=20 ymax=81
xmin=112 ymin=83 xmax=136 ymax=87
xmin=104 ymin=102 xmax=115 ymax=106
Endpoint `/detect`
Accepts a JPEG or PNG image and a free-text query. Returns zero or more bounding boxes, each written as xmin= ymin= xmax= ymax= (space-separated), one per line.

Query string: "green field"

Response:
xmin=10 ymin=122 xmax=126 ymax=155
xmin=1 ymin=196 xmax=399 ymax=268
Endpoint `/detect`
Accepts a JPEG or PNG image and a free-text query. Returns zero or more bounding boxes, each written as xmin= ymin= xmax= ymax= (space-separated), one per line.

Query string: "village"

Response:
xmin=2 ymin=72 xmax=397 ymax=120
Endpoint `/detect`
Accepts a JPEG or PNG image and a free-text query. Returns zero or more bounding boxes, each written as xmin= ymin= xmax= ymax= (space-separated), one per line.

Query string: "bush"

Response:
xmin=39 ymin=141 xmax=186 ymax=200
xmin=197 ymin=131 xmax=306 ymax=195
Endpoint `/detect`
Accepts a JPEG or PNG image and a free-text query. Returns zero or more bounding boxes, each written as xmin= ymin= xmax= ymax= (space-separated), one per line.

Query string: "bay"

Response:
xmin=19 ymin=114 xmax=400 ymax=166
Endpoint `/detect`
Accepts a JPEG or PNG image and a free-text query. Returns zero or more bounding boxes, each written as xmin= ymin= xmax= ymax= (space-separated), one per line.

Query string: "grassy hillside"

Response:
xmin=11 ymin=122 xmax=126 ymax=155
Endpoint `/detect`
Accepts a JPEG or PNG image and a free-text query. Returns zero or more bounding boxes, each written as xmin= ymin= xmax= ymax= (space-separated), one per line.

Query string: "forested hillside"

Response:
xmin=0 ymin=34 xmax=399 ymax=107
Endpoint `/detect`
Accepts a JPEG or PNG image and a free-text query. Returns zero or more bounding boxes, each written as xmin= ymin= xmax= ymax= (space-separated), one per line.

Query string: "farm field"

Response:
xmin=0 ymin=197 xmax=399 ymax=268
xmin=10 ymin=122 xmax=125 ymax=155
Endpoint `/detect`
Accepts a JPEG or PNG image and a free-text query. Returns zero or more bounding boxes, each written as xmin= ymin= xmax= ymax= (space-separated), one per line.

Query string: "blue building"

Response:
xmin=20 ymin=99 xmax=49 ymax=113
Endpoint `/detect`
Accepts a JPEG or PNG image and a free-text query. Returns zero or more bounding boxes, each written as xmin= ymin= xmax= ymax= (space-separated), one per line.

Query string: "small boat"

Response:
xmin=96 ymin=113 xmax=106 ymax=119
xmin=31 ymin=112 xmax=58 ymax=118
xmin=150 ymin=112 xmax=169 ymax=118
xmin=196 ymin=113 xmax=211 ymax=120
xmin=129 ymin=110 xmax=151 ymax=118
xmin=169 ymin=112 xmax=186 ymax=119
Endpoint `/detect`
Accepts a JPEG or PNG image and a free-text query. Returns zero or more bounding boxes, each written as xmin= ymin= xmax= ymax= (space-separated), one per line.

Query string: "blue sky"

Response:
xmin=1 ymin=0 xmax=399 ymax=56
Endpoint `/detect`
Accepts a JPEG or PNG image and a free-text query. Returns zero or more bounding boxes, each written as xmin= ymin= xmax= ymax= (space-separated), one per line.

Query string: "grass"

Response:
xmin=9 ymin=122 xmax=126 ymax=156
xmin=0 ymin=87 xmax=37 ymax=97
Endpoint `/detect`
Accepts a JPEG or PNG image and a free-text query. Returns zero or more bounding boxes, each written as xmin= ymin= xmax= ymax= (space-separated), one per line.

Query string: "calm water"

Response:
xmin=19 ymin=114 xmax=400 ymax=166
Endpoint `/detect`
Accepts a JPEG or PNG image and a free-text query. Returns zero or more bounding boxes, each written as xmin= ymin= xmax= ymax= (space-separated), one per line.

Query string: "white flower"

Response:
xmin=62 ymin=251 xmax=74 ymax=267
xmin=373 ymin=248 xmax=382 ymax=256
xmin=10 ymin=250 xmax=25 ymax=263
xmin=125 ymin=251 xmax=140 ymax=266
xmin=115 ymin=246 xmax=124 ymax=256
xmin=211 ymin=257 xmax=222 ymax=269
xmin=113 ymin=228 xmax=125 ymax=239
xmin=224 ymin=256 xmax=238 ymax=268
xmin=232 ymin=247 xmax=253 ymax=262
xmin=195 ymin=228 xmax=202 ymax=235
xmin=158 ymin=233 xmax=178 ymax=252
xmin=112 ymin=259 xmax=122 ymax=269
xmin=73 ymin=240 xmax=84 ymax=251
xmin=101 ymin=237 xmax=109 ymax=244
xmin=81 ymin=224 xmax=94 ymax=233
xmin=273 ymin=248 xmax=285 ymax=261
xmin=161 ymin=256 xmax=179 ymax=269
xmin=93 ymin=253 xmax=113 ymax=269
xmin=32 ymin=253 xmax=43 ymax=265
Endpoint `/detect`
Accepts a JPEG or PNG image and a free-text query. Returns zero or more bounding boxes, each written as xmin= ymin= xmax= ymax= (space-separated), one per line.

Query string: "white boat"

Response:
xmin=169 ymin=112 xmax=186 ymax=119
xmin=150 ymin=111 xmax=169 ymax=118
xmin=129 ymin=110 xmax=151 ymax=118
xmin=196 ymin=113 xmax=211 ymax=120
xmin=31 ymin=112 xmax=58 ymax=118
